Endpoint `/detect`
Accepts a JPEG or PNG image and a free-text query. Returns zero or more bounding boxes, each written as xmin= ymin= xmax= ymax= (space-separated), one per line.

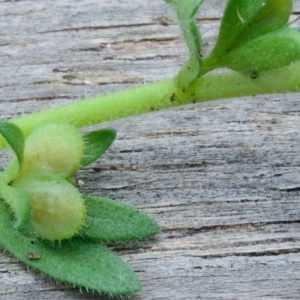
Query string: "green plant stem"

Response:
xmin=3 ymin=62 xmax=300 ymax=148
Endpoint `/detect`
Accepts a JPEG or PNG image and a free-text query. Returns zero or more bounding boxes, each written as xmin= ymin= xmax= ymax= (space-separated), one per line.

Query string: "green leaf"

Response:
xmin=82 ymin=129 xmax=116 ymax=167
xmin=0 ymin=122 xmax=34 ymax=237
xmin=204 ymin=0 xmax=293 ymax=73
xmin=215 ymin=0 xmax=291 ymax=54
xmin=0 ymin=199 xmax=141 ymax=295
xmin=164 ymin=0 xmax=203 ymax=85
xmin=0 ymin=185 xmax=35 ymax=237
xmin=225 ymin=27 xmax=300 ymax=74
xmin=0 ymin=122 xmax=24 ymax=168
xmin=80 ymin=195 xmax=160 ymax=242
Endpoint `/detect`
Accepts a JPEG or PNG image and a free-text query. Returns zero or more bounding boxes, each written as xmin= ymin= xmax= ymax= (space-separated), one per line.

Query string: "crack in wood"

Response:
xmin=38 ymin=22 xmax=158 ymax=34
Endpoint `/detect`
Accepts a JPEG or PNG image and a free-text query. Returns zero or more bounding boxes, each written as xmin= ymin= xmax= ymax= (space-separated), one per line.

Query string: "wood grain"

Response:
xmin=1 ymin=0 xmax=300 ymax=299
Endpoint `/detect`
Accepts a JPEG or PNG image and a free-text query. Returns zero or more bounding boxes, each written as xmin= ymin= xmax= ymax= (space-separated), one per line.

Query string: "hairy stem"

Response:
xmin=3 ymin=62 xmax=300 ymax=148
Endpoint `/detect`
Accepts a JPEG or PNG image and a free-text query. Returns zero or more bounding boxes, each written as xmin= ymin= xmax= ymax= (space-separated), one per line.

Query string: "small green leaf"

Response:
xmin=214 ymin=0 xmax=292 ymax=55
xmin=0 ymin=122 xmax=24 ymax=168
xmin=164 ymin=0 xmax=203 ymax=85
xmin=225 ymin=27 xmax=300 ymax=74
xmin=0 ymin=185 xmax=35 ymax=237
xmin=80 ymin=195 xmax=160 ymax=242
xmin=204 ymin=0 xmax=294 ymax=73
xmin=0 ymin=199 xmax=141 ymax=295
xmin=82 ymin=129 xmax=116 ymax=167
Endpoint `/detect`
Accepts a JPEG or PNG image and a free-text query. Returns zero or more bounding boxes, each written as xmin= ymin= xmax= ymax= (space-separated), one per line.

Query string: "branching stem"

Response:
xmin=3 ymin=61 xmax=300 ymax=148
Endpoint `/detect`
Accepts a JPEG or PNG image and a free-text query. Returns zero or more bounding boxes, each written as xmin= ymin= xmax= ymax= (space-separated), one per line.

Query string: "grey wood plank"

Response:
xmin=1 ymin=0 xmax=300 ymax=299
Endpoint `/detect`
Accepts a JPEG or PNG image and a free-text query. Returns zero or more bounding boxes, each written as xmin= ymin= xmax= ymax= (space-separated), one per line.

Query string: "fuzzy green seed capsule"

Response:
xmin=13 ymin=176 xmax=86 ymax=241
xmin=8 ymin=122 xmax=87 ymax=240
xmin=19 ymin=122 xmax=84 ymax=179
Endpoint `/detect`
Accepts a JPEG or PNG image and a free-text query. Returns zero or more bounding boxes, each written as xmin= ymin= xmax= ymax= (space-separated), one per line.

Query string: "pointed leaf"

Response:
xmin=164 ymin=0 xmax=203 ymax=85
xmin=225 ymin=27 xmax=300 ymax=74
xmin=80 ymin=195 xmax=160 ymax=242
xmin=0 ymin=122 xmax=24 ymax=168
xmin=82 ymin=129 xmax=116 ymax=167
xmin=204 ymin=0 xmax=293 ymax=72
xmin=0 ymin=199 xmax=141 ymax=295
xmin=0 ymin=185 xmax=35 ymax=238
xmin=214 ymin=0 xmax=292 ymax=55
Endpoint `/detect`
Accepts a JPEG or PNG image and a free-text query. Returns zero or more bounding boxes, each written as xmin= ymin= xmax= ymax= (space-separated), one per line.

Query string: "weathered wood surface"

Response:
xmin=2 ymin=0 xmax=300 ymax=299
